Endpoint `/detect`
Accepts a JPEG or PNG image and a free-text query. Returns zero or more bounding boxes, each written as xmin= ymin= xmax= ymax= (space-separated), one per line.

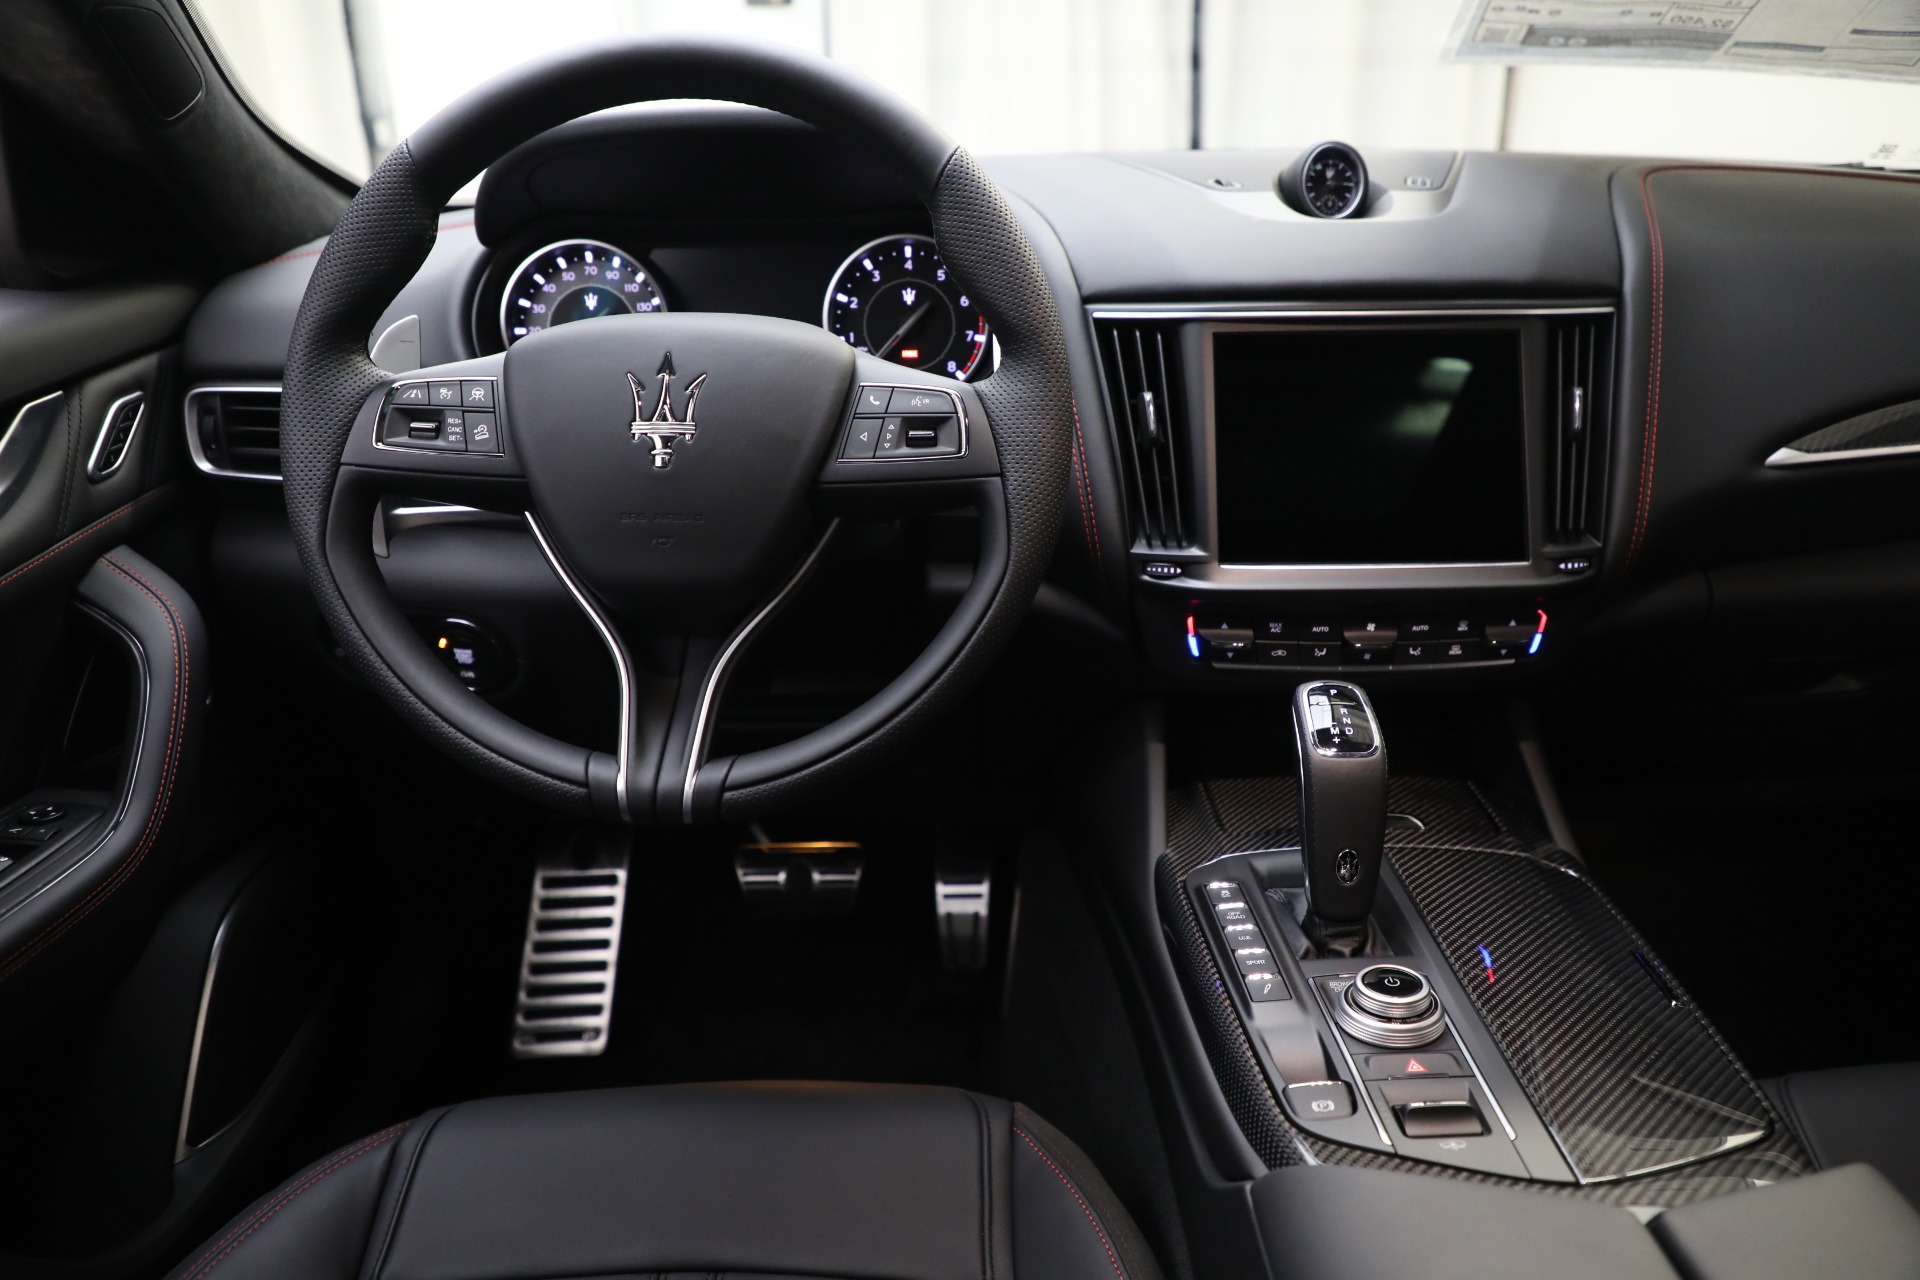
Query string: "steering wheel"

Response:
xmin=280 ymin=36 xmax=1071 ymax=825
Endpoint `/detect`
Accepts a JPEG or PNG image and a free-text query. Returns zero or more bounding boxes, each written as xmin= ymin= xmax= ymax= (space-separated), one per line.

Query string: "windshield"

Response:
xmin=185 ymin=0 xmax=1920 ymax=181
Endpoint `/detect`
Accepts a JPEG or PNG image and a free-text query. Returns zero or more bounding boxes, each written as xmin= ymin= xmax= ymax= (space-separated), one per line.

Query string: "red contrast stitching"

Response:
xmin=0 ymin=487 xmax=171 ymax=595
xmin=1068 ymin=397 xmax=1104 ymax=586
xmin=1013 ymin=1126 xmax=1126 ymax=1280
xmin=1624 ymin=163 xmax=1920 ymax=572
xmin=177 ymin=1123 xmax=409 ymax=1280
xmin=0 ymin=555 xmax=185 ymax=982
xmin=260 ymin=217 xmax=476 ymax=267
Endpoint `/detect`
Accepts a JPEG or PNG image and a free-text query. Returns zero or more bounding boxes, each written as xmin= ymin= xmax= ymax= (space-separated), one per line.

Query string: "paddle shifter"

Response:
xmin=1291 ymin=682 xmax=1388 ymax=947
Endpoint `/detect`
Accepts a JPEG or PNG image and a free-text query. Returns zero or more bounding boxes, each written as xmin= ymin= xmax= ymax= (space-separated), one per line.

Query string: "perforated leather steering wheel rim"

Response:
xmin=280 ymin=35 xmax=1072 ymax=824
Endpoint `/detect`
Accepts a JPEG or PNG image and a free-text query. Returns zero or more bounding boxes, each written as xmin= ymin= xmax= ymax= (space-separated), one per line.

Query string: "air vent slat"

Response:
xmin=1545 ymin=313 xmax=1614 ymax=547
xmin=1094 ymin=318 xmax=1190 ymax=550
xmin=186 ymin=387 xmax=283 ymax=480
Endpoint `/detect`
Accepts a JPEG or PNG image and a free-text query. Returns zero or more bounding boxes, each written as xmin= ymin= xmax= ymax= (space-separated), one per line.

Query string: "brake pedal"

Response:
xmin=510 ymin=844 xmax=630 ymax=1059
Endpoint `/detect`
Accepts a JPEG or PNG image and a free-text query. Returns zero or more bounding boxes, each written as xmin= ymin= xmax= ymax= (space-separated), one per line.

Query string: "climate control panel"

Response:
xmin=1184 ymin=608 xmax=1549 ymax=672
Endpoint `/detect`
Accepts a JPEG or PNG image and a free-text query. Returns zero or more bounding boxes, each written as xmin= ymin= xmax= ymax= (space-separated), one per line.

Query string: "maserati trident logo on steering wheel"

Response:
xmin=625 ymin=351 xmax=708 ymax=469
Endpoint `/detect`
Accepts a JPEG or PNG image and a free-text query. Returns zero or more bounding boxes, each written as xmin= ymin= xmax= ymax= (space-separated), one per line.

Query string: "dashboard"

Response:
xmin=177 ymin=103 xmax=1920 ymax=719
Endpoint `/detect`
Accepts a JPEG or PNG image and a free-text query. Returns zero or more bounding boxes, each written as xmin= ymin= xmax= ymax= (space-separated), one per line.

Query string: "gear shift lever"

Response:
xmin=1291 ymin=681 xmax=1388 ymax=929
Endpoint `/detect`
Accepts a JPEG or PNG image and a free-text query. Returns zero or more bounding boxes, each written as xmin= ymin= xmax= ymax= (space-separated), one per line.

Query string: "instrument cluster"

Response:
xmin=481 ymin=231 xmax=993 ymax=382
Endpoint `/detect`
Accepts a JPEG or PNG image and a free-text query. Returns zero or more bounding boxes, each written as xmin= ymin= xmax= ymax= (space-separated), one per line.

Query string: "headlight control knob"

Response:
xmin=1334 ymin=963 xmax=1445 ymax=1048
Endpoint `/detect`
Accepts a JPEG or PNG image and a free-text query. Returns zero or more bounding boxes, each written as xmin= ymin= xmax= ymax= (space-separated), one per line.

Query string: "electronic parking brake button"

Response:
xmin=1286 ymin=1081 xmax=1355 ymax=1121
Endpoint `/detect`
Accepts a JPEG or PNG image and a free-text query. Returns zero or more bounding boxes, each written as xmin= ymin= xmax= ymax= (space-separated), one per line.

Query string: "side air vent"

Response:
xmin=1093 ymin=319 xmax=1191 ymax=550
xmin=185 ymin=386 xmax=282 ymax=481
xmin=1546 ymin=313 xmax=1614 ymax=546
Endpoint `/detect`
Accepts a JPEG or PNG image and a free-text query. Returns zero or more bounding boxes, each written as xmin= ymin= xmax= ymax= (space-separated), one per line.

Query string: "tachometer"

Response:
xmin=822 ymin=234 xmax=990 ymax=380
xmin=499 ymin=238 xmax=665 ymax=346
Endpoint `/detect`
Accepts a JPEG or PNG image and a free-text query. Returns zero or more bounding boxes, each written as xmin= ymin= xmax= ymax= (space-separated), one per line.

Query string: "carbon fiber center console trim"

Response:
xmin=1161 ymin=775 xmax=1811 ymax=1206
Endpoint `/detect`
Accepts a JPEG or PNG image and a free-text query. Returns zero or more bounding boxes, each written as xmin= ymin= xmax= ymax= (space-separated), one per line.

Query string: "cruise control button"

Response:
xmin=465 ymin=412 xmax=500 ymax=454
xmin=429 ymin=380 xmax=463 ymax=407
xmin=1362 ymin=1052 xmax=1463 ymax=1079
xmin=392 ymin=383 xmax=430 ymax=406
xmin=841 ymin=417 xmax=883 ymax=459
xmin=1244 ymin=972 xmax=1290 ymax=1002
xmin=1287 ymin=1081 xmax=1355 ymax=1121
xmin=460 ymin=380 xmax=495 ymax=409
xmin=441 ymin=408 xmax=469 ymax=450
xmin=854 ymin=385 xmax=891 ymax=414
xmin=888 ymin=386 xmax=948 ymax=414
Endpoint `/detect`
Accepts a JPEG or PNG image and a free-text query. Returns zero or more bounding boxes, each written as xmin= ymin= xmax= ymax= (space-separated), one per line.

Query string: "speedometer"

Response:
xmin=822 ymin=234 xmax=990 ymax=380
xmin=499 ymin=238 xmax=665 ymax=347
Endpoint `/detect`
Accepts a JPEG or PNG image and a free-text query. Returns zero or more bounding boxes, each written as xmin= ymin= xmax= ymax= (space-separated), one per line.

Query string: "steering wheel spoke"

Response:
xmin=814 ymin=356 xmax=1000 ymax=517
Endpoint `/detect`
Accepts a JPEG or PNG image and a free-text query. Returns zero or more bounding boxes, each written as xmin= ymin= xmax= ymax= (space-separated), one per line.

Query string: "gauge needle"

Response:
xmin=875 ymin=300 xmax=934 ymax=358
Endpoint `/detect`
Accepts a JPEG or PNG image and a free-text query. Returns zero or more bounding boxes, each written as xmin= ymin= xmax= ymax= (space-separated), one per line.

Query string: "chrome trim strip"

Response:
xmin=174 ymin=911 xmax=232 ymax=1161
xmin=0 ymin=391 xmax=63 ymax=510
xmin=526 ymin=514 xmax=633 ymax=823
xmin=1765 ymin=441 xmax=1920 ymax=467
xmin=682 ymin=520 xmax=842 ymax=824
xmin=1217 ymin=558 xmax=1530 ymax=570
xmin=86 ymin=391 xmax=145 ymax=482
xmin=183 ymin=384 xmax=284 ymax=482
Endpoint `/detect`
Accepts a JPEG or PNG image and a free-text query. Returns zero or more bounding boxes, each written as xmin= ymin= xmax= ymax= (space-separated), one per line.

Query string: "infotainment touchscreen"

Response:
xmin=1211 ymin=328 xmax=1528 ymax=566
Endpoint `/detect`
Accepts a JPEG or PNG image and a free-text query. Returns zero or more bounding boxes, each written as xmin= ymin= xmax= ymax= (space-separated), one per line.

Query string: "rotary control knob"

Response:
xmin=1334 ymin=964 xmax=1446 ymax=1048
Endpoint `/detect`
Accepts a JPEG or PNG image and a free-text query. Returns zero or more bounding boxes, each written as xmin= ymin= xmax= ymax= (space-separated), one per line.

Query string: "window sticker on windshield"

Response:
xmin=1448 ymin=0 xmax=1920 ymax=82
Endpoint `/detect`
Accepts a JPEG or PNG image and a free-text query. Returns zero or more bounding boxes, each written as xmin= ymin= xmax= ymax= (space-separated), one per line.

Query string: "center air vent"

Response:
xmin=185 ymin=386 xmax=282 ymax=480
xmin=1093 ymin=319 xmax=1191 ymax=550
xmin=1545 ymin=313 xmax=1614 ymax=546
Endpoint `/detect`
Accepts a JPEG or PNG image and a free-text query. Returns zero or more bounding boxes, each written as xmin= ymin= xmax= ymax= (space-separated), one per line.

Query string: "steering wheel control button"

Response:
xmin=1285 ymin=1080 xmax=1356 ymax=1121
xmin=380 ymin=379 xmax=501 ymax=455
xmin=841 ymin=417 xmax=882 ymax=459
xmin=1333 ymin=964 xmax=1446 ymax=1048
xmin=888 ymin=387 xmax=948 ymax=414
xmin=837 ymin=385 xmax=964 ymax=461
xmin=1362 ymin=1051 xmax=1464 ymax=1079
xmin=464 ymin=412 xmax=500 ymax=454
xmin=1245 ymin=972 xmax=1290 ymax=1002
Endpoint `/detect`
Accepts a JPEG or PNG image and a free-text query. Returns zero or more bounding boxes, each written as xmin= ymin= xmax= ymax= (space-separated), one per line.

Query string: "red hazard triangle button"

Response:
xmin=1362 ymin=1051 xmax=1463 ymax=1079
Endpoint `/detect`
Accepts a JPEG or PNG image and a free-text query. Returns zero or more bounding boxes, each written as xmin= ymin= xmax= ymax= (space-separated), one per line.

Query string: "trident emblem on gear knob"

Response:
xmin=626 ymin=351 xmax=708 ymax=469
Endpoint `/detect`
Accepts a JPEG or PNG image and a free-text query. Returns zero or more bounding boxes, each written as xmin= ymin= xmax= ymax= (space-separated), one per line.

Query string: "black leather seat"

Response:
xmin=1765 ymin=1064 xmax=1920 ymax=1208
xmin=164 ymin=1082 xmax=1161 ymax=1280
